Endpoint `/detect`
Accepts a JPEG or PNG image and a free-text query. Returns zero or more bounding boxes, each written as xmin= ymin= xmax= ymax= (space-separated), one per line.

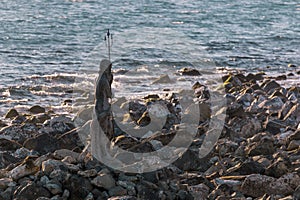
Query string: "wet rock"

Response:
xmin=179 ymin=67 xmax=201 ymax=76
xmin=288 ymin=64 xmax=297 ymax=68
xmin=13 ymin=182 xmax=51 ymax=199
xmin=5 ymin=108 xmax=19 ymax=119
xmin=28 ymin=105 xmax=46 ymax=114
xmin=91 ymin=168 xmax=116 ymax=190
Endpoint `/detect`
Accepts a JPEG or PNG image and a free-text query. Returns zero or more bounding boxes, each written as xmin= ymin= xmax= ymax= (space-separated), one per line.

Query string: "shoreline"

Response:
xmin=0 ymin=65 xmax=300 ymax=199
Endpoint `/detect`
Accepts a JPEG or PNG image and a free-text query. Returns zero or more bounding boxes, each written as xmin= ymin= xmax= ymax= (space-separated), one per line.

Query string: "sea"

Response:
xmin=0 ymin=0 xmax=299 ymax=118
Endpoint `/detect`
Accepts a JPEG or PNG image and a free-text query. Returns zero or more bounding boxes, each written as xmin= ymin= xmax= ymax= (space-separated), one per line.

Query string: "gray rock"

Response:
xmin=42 ymin=159 xmax=68 ymax=174
xmin=45 ymin=182 xmax=63 ymax=195
xmin=91 ymin=169 xmax=116 ymax=190
xmin=78 ymin=169 xmax=97 ymax=178
xmin=108 ymin=186 xmax=127 ymax=196
xmin=188 ymin=183 xmax=209 ymax=200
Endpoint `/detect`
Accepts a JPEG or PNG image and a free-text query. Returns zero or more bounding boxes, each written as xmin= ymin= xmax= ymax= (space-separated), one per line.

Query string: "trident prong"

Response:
xmin=104 ymin=29 xmax=113 ymax=61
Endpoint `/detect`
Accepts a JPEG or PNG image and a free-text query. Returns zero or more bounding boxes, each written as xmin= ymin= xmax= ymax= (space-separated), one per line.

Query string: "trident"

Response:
xmin=104 ymin=29 xmax=113 ymax=61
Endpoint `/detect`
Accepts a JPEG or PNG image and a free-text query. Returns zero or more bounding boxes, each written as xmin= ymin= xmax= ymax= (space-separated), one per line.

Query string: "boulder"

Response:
xmin=28 ymin=105 xmax=46 ymax=114
xmin=23 ymin=133 xmax=59 ymax=154
xmin=4 ymin=108 xmax=19 ymax=119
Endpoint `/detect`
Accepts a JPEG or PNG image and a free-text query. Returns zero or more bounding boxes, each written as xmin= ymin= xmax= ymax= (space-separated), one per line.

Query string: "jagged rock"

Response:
xmin=241 ymin=173 xmax=300 ymax=197
xmin=45 ymin=181 xmax=63 ymax=195
xmin=10 ymin=156 xmax=39 ymax=180
xmin=109 ymin=186 xmax=127 ymax=196
xmin=78 ymin=169 xmax=97 ymax=178
xmin=262 ymin=80 xmax=281 ymax=93
xmin=228 ymin=117 xmax=262 ymax=139
xmin=287 ymin=140 xmax=300 ymax=151
xmin=294 ymin=185 xmax=300 ymax=200
xmin=23 ymin=133 xmax=59 ymax=154
xmin=28 ymin=105 xmax=46 ymax=114
xmin=173 ymin=149 xmax=211 ymax=172
xmin=63 ymin=175 xmax=92 ymax=200
xmin=57 ymin=128 xmax=83 ymax=150
xmin=91 ymin=168 xmax=116 ymax=190
xmin=179 ymin=68 xmax=201 ymax=76
xmin=108 ymin=196 xmax=137 ymax=200
xmin=4 ymin=108 xmax=19 ymax=119
xmin=246 ymin=135 xmax=275 ymax=156
xmin=53 ymin=149 xmax=80 ymax=161
xmin=13 ymin=182 xmax=51 ymax=199
xmin=0 ymin=138 xmax=22 ymax=151
xmin=42 ymin=159 xmax=67 ymax=174
xmin=152 ymin=74 xmax=174 ymax=84
xmin=188 ymin=183 xmax=209 ymax=200
xmin=0 ymin=178 xmax=16 ymax=190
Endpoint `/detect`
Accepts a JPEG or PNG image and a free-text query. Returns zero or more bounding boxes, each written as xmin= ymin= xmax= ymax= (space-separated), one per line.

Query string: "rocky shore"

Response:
xmin=0 ymin=67 xmax=300 ymax=200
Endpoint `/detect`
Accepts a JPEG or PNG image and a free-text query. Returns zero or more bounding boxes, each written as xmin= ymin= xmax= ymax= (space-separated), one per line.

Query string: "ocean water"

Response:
xmin=0 ymin=0 xmax=299 ymax=116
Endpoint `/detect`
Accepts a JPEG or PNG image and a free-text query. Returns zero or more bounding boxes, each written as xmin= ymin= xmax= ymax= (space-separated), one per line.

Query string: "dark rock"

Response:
xmin=227 ymin=160 xmax=265 ymax=175
xmin=288 ymin=129 xmax=300 ymax=141
xmin=63 ymin=175 xmax=91 ymax=200
xmin=264 ymin=118 xmax=286 ymax=134
xmin=5 ymin=108 xmax=19 ymax=119
xmin=246 ymin=72 xmax=264 ymax=81
xmin=0 ymin=138 xmax=22 ymax=151
xmin=108 ymin=196 xmax=137 ymax=200
xmin=28 ymin=105 xmax=46 ymax=114
xmin=246 ymin=135 xmax=275 ymax=156
xmin=13 ymin=182 xmax=51 ymax=199
xmin=265 ymin=158 xmax=289 ymax=178
xmin=23 ymin=133 xmax=59 ymax=154
xmin=136 ymin=184 xmax=159 ymax=200
xmin=91 ymin=169 xmax=116 ymax=190
xmin=179 ymin=68 xmax=201 ymax=76
xmin=262 ymin=80 xmax=281 ymax=93
xmin=173 ymin=149 xmax=211 ymax=172
xmin=108 ymin=186 xmax=127 ymax=196
xmin=288 ymin=64 xmax=297 ymax=68
xmin=57 ymin=129 xmax=83 ymax=150
xmin=294 ymin=185 xmax=300 ymax=200
xmin=0 ymin=152 xmax=21 ymax=168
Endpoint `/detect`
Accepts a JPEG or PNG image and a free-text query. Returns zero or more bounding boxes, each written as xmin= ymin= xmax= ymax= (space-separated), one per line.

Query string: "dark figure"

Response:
xmin=95 ymin=59 xmax=114 ymax=139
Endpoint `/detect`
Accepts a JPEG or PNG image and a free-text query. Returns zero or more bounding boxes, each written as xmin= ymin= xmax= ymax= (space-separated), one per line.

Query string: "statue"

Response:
xmin=94 ymin=59 xmax=114 ymax=140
